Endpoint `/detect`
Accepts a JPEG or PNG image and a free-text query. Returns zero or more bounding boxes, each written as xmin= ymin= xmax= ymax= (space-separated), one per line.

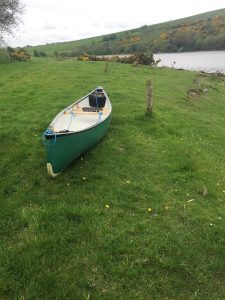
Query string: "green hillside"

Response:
xmin=28 ymin=8 xmax=225 ymax=56
xmin=1 ymin=58 xmax=225 ymax=299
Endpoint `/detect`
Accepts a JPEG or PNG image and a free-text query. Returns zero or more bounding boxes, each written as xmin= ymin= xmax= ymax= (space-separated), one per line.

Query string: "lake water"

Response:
xmin=154 ymin=51 xmax=225 ymax=74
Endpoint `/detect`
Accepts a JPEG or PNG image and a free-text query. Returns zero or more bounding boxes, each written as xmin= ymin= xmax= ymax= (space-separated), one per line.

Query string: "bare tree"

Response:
xmin=0 ymin=0 xmax=23 ymax=45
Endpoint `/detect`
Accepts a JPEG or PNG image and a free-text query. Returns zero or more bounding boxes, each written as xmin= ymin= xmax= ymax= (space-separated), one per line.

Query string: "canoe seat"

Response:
xmin=82 ymin=107 xmax=102 ymax=112
xmin=72 ymin=106 xmax=109 ymax=115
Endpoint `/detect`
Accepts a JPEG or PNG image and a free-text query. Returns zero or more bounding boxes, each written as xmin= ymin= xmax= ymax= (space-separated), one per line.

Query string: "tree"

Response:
xmin=0 ymin=0 xmax=23 ymax=45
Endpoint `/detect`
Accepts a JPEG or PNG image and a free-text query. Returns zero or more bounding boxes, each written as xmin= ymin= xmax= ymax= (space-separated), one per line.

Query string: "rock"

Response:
xmin=202 ymin=186 xmax=208 ymax=196
xmin=187 ymin=89 xmax=201 ymax=97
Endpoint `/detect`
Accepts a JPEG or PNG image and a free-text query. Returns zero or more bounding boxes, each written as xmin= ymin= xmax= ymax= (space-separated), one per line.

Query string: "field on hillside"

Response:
xmin=1 ymin=58 xmax=225 ymax=299
xmin=27 ymin=8 xmax=225 ymax=56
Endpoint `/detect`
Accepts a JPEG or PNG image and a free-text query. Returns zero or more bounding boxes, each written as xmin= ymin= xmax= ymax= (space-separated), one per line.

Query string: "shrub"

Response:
xmin=102 ymin=33 xmax=117 ymax=42
xmin=77 ymin=52 xmax=160 ymax=66
xmin=77 ymin=54 xmax=90 ymax=61
xmin=109 ymin=53 xmax=160 ymax=66
xmin=53 ymin=50 xmax=59 ymax=57
xmin=39 ymin=51 xmax=47 ymax=57
xmin=9 ymin=48 xmax=31 ymax=61
xmin=59 ymin=52 xmax=70 ymax=57
xmin=0 ymin=48 xmax=11 ymax=63
xmin=34 ymin=49 xmax=40 ymax=57
xmin=34 ymin=49 xmax=47 ymax=57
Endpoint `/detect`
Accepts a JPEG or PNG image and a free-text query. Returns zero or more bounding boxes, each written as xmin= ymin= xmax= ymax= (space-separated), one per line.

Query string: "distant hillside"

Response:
xmin=28 ymin=8 xmax=225 ymax=56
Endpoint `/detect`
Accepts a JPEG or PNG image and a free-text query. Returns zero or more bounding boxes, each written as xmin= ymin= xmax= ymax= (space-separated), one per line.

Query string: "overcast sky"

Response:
xmin=4 ymin=0 xmax=225 ymax=47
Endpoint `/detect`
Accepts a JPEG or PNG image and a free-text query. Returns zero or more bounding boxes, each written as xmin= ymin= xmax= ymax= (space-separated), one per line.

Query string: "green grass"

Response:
xmin=1 ymin=58 xmax=225 ymax=299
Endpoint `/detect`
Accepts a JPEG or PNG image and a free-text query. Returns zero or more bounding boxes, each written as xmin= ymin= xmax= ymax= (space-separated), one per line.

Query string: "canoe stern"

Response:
xmin=44 ymin=115 xmax=111 ymax=176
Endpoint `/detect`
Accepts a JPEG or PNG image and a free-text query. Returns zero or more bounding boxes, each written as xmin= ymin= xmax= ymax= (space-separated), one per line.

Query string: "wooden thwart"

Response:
xmin=64 ymin=106 xmax=109 ymax=115
xmin=72 ymin=110 xmax=108 ymax=115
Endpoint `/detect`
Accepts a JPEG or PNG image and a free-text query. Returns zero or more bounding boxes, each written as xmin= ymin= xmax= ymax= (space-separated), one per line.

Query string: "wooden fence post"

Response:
xmin=104 ymin=60 xmax=109 ymax=73
xmin=146 ymin=80 xmax=153 ymax=114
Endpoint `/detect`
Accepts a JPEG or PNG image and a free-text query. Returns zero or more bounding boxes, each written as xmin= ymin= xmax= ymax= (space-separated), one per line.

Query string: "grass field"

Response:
xmin=1 ymin=58 xmax=225 ymax=299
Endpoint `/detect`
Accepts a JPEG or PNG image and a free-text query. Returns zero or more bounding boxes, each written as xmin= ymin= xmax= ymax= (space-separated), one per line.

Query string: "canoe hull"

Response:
xmin=45 ymin=115 xmax=111 ymax=176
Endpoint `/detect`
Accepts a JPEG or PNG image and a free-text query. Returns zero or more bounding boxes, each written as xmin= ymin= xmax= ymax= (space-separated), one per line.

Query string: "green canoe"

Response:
xmin=43 ymin=86 xmax=112 ymax=177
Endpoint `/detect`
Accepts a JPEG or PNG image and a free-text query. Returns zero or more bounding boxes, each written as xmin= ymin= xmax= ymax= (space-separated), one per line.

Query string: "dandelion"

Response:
xmin=126 ymin=180 xmax=130 ymax=184
xmin=105 ymin=204 xmax=110 ymax=209
xmin=147 ymin=208 xmax=152 ymax=212
xmin=223 ymin=190 xmax=225 ymax=194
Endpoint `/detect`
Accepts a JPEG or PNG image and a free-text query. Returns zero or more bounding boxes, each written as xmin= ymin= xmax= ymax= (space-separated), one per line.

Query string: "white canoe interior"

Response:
xmin=49 ymin=88 xmax=112 ymax=133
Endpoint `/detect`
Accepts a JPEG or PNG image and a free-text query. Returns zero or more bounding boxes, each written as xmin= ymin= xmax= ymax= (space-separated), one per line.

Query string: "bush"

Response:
xmin=39 ymin=51 xmax=47 ymax=57
xmin=102 ymin=33 xmax=117 ymax=42
xmin=0 ymin=48 xmax=11 ymax=63
xmin=34 ymin=49 xmax=47 ymax=57
xmin=9 ymin=48 xmax=31 ymax=61
xmin=53 ymin=50 xmax=59 ymax=57
xmin=109 ymin=53 xmax=160 ymax=66
xmin=133 ymin=53 xmax=155 ymax=65
xmin=34 ymin=49 xmax=40 ymax=57
xmin=77 ymin=52 xmax=160 ymax=66
xmin=77 ymin=53 xmax=90 ymax=61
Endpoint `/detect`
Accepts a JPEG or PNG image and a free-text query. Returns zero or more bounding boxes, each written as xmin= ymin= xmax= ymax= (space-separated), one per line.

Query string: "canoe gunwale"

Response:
xmin=44 ymin=113 xmax=111 ymax=139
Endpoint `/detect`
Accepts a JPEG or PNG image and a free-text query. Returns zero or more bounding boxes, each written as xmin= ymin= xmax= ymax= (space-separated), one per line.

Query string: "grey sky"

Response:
xmin=5 ymin=0 xmax=225 ymax=47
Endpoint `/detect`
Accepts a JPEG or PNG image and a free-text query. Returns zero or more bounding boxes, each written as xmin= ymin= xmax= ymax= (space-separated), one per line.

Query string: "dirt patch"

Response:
xmin=187 ymin=88 xmax=202 ymax=97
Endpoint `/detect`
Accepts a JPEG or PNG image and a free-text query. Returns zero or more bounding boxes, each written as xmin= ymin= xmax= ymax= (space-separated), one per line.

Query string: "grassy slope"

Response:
xmin=1 ymin=59 xmax=225 ymax=299
xmin=27 ymin=8 xmax=225 ymax=55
